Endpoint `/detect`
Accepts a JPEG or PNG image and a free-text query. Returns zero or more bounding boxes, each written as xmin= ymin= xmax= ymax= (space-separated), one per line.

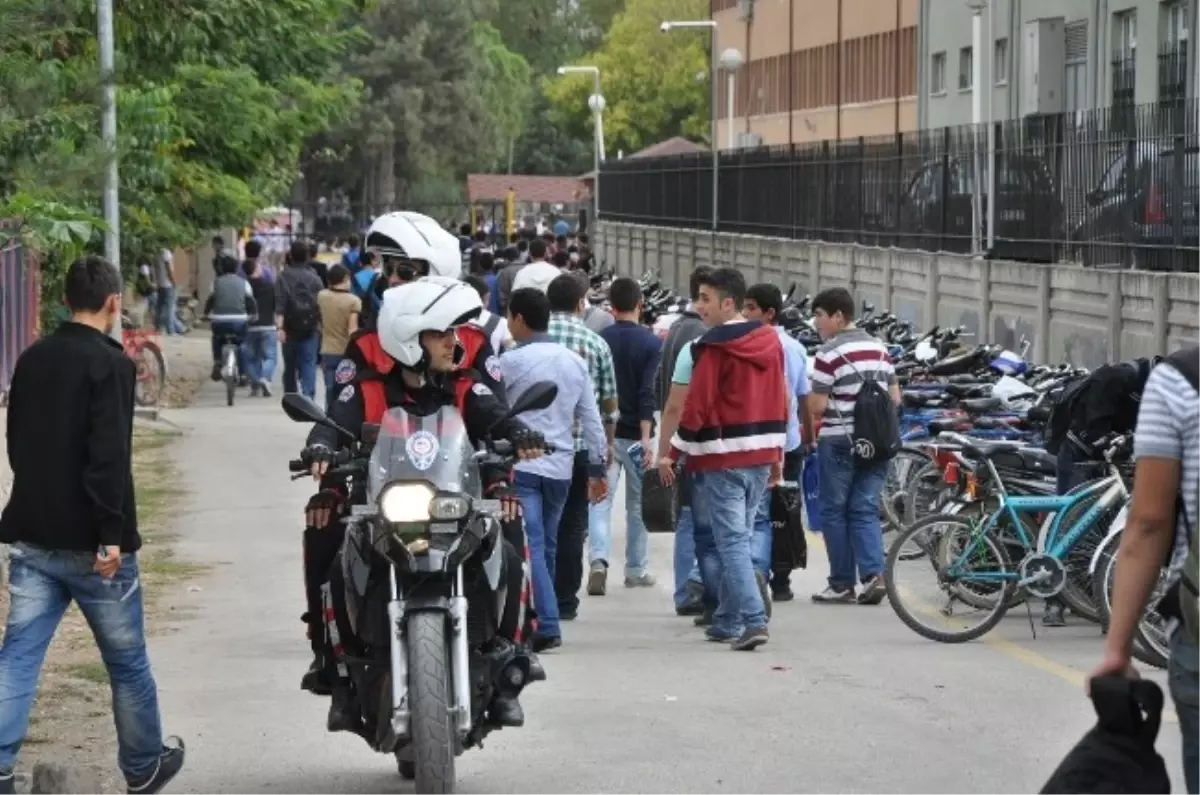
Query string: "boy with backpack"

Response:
xmin=806 ymin=287 xmax=900 ymax=607
xmin=274 ymin=240 xmax=324 ymax=399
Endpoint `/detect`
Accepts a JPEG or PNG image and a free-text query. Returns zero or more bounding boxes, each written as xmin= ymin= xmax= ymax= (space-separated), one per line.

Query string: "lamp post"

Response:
xmin=97 ymin=0 xmax=122 ymax=343
xmin=966 ymin=0 xmax=988 ymax=257
xmin=718 ymin=48 xmax=745 ymax=150
xmin=661 ymin=19 xmax=719 ymax=232
xmin=558 ymin=65 xmax=605 ymax=223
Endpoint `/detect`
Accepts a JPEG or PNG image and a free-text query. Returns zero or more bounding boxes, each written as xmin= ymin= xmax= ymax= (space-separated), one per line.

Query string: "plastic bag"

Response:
xmin=802 ymin=454 xmax=820 ymax=535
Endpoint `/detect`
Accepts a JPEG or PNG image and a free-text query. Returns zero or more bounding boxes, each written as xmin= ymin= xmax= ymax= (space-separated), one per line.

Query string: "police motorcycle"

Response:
xmin=282 ymin=382 xmax=557 ymax=793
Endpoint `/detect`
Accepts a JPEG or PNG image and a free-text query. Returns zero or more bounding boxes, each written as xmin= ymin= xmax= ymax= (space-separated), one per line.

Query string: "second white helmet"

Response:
xmin=376 ymin=276 xmax=483 ymax=368
xmin=366 ymin=211 xmax=462 ymax=280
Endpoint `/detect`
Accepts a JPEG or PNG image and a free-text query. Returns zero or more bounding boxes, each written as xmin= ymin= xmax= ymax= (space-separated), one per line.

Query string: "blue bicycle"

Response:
xmin=884 ymin=436 xmax=1130 ymax=643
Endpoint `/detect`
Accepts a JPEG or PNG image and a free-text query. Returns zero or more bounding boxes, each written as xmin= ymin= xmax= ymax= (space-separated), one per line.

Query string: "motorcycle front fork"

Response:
xmin=388 ymin=565 xmax=473 ymax=740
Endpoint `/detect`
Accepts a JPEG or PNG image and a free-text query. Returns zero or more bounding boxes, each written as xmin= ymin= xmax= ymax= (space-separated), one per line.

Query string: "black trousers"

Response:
xmin=555 ymin=451 xmax=591 ymax=615
xmin=304 ymin=521 xmax=347 ymax=657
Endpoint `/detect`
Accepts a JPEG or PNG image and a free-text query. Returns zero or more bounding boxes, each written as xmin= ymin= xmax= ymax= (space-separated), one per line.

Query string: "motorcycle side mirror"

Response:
xmin=508 ymin=381 xmax=558 ymax=417
xmin=281 ymin=393 xmax=357 ymax=442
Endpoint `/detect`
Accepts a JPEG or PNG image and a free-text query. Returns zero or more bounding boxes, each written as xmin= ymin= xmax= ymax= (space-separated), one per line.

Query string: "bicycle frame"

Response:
xmin=946 ymin=456 xmax=1128 ymax=582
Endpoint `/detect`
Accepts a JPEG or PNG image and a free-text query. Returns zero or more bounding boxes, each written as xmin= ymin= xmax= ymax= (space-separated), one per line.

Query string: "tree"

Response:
xmin=544 ymin=0 xmax=709 ymax=156
xmin=471 ymin=22 xmax=533 ymax=172
xmin=510 ymin=93 xmax=593 ymax=175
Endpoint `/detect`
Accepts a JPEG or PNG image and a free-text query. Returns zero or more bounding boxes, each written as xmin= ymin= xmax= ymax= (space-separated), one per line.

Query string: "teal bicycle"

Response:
xmin=885 ymin=435 xmax=1130 ymax=643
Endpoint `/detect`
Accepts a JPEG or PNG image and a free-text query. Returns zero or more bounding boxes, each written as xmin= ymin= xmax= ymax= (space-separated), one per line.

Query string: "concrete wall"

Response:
xmin=597 ymin=221 xmax=1199 ymax=368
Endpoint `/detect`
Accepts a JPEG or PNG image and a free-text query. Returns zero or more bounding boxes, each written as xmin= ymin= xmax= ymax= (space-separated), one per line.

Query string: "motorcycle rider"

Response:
xmin=298 ymin=275 xmax=544 ymax=729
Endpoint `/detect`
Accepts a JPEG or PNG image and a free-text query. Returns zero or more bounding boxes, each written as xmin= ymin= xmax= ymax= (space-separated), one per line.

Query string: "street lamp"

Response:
xmin=558 ymin=65 xmax=605 ymax=223
xmin=718 ymin=48 xmax=744 ymax=150
xmin=966 ymin=0 xmax=988 ymax=257
xmin=661 ymin=19 xmax=719 ymax=232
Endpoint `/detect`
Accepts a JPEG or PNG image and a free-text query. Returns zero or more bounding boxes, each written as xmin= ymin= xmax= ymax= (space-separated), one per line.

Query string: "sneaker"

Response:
xmin=126 ymin=736 xmax=185 ymax=794
xmin=249 ymin=382 xmax=260 ymax=397
xmin=532 ymin=635 xmax=561 ymax=653
xmin=857 ymin=575 xmax=887 ymax=606
xmin=624 ymin=572 xmax=656 ymax=588
xmin=772 ymin=587 xmax=795 ymax=602
xmin=693 ymin=610 xmax=714 ymax=627
xmin=812 ymin=585 xmax=856 ymax=604
xmin=586 ymin=562 xmax=607 ymax=596
xmin=559 ymin=607 xmax=577 ymax=621
xmin=755 ymin=571 xmax=772 ymax=619
xmin=259 ymin=380 xmax=272 ymax=398
xmin=730 ymin=626 xmax=769 ymax=651
xmin=676 ymin=581 xmax=705 ymax=615
xmin=704 ymin=626 xmax=737 ymax=643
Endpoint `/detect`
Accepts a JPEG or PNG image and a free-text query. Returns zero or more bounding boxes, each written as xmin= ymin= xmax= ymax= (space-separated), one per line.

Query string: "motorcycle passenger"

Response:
xmin=204 ymin=251 xmax=257 ymax=382
xmin=298 ymin=277 xmax=544 ymax=729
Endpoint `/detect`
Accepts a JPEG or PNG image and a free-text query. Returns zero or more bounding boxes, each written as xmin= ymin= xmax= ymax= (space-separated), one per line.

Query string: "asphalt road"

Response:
xmin=150 ymin=377 xmax=1187 ymax=793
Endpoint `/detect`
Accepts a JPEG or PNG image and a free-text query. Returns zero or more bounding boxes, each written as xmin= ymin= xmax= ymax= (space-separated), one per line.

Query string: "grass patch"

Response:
xmin=64 ymin=662 xmax=108 ymax=685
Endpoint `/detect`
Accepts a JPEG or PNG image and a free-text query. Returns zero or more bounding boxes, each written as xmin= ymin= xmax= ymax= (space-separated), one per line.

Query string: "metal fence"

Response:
xmin=598 ymin=99 xmax=1199 ymax=272
xmin=0 ymin=229 xmax=39 ymax=400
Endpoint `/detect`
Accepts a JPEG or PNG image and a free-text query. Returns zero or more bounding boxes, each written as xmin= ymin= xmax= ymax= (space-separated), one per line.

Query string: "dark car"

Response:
xmin=1071 ymin=144 xmax=1199 ymax=272
xmin=894 ymin=154 xmax=1065 ymax=262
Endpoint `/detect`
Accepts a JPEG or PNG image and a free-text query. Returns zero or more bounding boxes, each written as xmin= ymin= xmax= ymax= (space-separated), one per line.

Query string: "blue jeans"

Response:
xmin=695 ymin=466 xmax=770 ymax=635
xmin=242 ymin=327 xmax=278 ymax=385
xmin=154 ymin=286 xmax=183 ymax=334
xmin=513 ymin=472 xmax=571 ymax=639
xmin=1170 ymin=629 xmax=1200 ymax=794
xmin=751 ymin=486 xmax=773 ymax=577
xmin=210 ymin=320 xmax=248 ymax=373
xmin=0 ymin=545 xmax=163 ymax=780
xmin=672 ymin=505 xmax=704 ymax=609
xmin=587 ymin=439 xmax=650 ymax=577
xmin=282 ymin=333 xmax=319 ymax=399
xmin=320 ymin=354 xmax=343 ymax=408
xmin=817 ymin=438 xmax=888 ymax=589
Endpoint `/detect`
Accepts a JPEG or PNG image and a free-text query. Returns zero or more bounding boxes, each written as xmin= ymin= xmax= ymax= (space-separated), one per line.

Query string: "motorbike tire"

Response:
xmin=406 ymin=611 xmax=456 ymax=793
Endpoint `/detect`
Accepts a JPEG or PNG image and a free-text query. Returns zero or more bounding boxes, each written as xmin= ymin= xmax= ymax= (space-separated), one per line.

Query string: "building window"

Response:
xmin=1112 ymin=10 xmax=1137 ymax=135
xmin=1065 ymin=20 xmax=1089 ymax=112
xmin=959 ymin=46 xmax=974 ymax=90
xmin=1113 ymin=9 xmax=1138 ymax=60
xmin=994 ymin=38 xmax=1009 ymax=84
xmin=1159 ymin=1 xmax=1189 ymax=108
xmin=1162 ymin=0 xmax=1189 ymax=47
xmin=931 ymin=51 xmax=946 ymax=94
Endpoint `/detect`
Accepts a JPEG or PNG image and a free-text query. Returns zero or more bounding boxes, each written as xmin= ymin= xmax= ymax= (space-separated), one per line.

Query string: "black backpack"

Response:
xmin=829 ymin=350 xmax=900 ymax=468
xmin=1040 ymin=677 xmax=1170 ymax=794
xmin=282 ymin=270 xmax=320 ymax=337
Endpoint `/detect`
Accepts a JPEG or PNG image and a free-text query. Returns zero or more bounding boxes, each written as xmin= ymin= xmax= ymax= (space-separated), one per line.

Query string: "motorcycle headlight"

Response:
xmin=379 ymin=483 xmax=435 ymax=523
xmin=430 ymin=494 xmax=470 ymax=522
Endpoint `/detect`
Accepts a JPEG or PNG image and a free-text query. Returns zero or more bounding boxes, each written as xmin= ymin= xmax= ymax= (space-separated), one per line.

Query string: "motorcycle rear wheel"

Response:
xmin=406 ymin=611 xmax=456 ymax=793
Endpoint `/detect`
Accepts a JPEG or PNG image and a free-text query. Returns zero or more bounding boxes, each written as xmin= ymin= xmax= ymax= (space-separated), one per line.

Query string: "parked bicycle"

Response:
xmin=121 ymin=313 xmax=167 ymax=408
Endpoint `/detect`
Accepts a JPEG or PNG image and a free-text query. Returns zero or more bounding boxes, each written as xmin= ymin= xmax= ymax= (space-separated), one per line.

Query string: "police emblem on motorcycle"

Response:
xmin=406 ymin=430 xmax=440 ymax=471
xmin=485 ymin=355 xmax=502 ymax=382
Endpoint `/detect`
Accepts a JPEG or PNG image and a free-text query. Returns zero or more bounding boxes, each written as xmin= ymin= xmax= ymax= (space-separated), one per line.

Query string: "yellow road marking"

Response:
xmin=806 ymin=531 xmax=1178 ymax=724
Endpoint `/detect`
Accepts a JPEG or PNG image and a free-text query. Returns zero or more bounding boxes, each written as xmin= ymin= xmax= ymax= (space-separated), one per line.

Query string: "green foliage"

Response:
xmin=471 ymin=22 xmax=533 ymax=171
xmin=545 ymin=0 xmax=709 ymax=155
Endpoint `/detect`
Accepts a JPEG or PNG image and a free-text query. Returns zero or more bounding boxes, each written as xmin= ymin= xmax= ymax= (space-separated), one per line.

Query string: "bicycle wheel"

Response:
xmin=938 ymin=499 xmax=1028 ymax=611
xmin=1052 ymin=492 xmax=1126 ymax=625
xmin=886 ymin=514 xmax=1014 ymax=643
xmin=1094 ymin=543 xmax=1170 ymax=670
xmin=133 ymin=341 xmax=166 ymax=407
xmin=881 ymin=448 xmax=933 ymax=530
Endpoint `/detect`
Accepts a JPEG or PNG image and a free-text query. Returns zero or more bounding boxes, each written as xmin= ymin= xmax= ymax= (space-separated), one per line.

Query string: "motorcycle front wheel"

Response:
xmin=405 ymin=611 xmax=456 ymax=793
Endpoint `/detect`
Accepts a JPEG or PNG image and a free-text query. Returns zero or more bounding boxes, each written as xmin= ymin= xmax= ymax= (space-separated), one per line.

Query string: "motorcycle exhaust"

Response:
xmin=388 ymin=564 xmax=410 ymax=738
xmin=450 ymin=567 xmax=472 ymax=735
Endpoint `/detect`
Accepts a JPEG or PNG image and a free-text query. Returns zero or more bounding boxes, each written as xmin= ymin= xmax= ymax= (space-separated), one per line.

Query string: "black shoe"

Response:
xmin=772 ymin=587 xmax=795 ymax=602
xmin=210 ymin=364 xmax=221 ymax=382
xmin=326 ymin=694 xmax=363 ymax=733
xmin=126 ymin=736 xmax=185 ymax=794
xmin=1042 ymin=601 xmax=1066 ymax=627
xmin=490 ymin=693 xmax=525 ymax=727
xmin=0 ymin=772 xmax=14 ymax=795
xmin=249 ymin=383 xmax=260 ymax=397
xmin=693 ymin=610 xmax=714 ymax=627
xmin=300 ymin=657 xmax=331 ymax=696
xmin=527 ymin=653 xmax=547 ymax=682
xmin=238 ymin=374 xmax=250 ymax=388
xmin=730 ymin=626 xmax=769 ymax=651
xmin=559 ymin=607 xmax=578 ymax=621
xmin=532 ymin=635 xmax=561 ymax=653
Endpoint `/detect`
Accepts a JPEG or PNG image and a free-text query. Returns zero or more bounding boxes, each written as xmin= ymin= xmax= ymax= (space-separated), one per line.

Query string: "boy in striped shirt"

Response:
xmin=807 ymin=287 xmax=899 ymax=606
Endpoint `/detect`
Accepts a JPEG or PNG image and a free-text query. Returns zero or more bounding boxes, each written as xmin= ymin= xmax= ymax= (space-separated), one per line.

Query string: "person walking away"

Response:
xmin=501 ymin=288 xmax=608 ymax=651
xmin=657 ymin=267 xmax=787 ymax=651
xmin=545 ymin=274 xmax=619 ymax=618
xmin=1043 ymin=355 xmax=1162 ymax=626
xmin=240 ymin=239 xmax=274 ymax=283
xmin=569 ymin=270 xmax=613 ymax=334
xmin=464 ymin=274 xmax=510 ymax=354
xmin=592 ymin=277 xmax=662 ymax=597
xmin=275 ymin=240 xmax=324 ymax=399
xmin=317 ymin=264 xmax=361 ymax=406
xmin=496 ymin=238 xmax=547 ymax=316
xmin=808 ymin=287 xmax=898 ymax=606
xmin=340 ymin=234 xmax=362 ymax=275
xmin=153 ymin=249 xmax=182 ymax=335
xmin=656 ymin=266 xmax=713 ymax=616
xmin=204 ymin=251 xmax=257 ymax=385
xmin=0 ymin=256 xmax=185 ymax=794
xmin=743 ymin=283 xmax=812 ymax=601
xmin=243 ymin=253 xmax=278 ymax=397
xmin=1090 ymin=347 xmax=1199 ymax=794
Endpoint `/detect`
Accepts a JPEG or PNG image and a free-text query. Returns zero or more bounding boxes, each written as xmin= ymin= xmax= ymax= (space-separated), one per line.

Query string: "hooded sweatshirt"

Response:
xmin=668 ymin=321 xmax=788 ymax=472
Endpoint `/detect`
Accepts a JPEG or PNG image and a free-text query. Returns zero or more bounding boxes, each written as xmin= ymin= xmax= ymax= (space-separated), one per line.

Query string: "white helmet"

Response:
xmin=376 ymin=276 xmax=482 ymax=368
xmin=366 ymin=211 xmax=462 ymax=280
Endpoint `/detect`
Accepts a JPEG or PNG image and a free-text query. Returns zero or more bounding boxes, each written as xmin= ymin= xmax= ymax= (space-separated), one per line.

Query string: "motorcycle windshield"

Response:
xmin=368 ymin=406 xmax=482 ymax=500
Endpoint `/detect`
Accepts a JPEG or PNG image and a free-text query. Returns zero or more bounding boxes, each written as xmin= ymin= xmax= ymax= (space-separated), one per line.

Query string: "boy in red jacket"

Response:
xmin=657 ymin=267 xmax=787 ymax=651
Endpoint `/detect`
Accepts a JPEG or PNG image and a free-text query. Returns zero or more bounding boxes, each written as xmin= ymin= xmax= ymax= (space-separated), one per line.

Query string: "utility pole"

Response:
xmin=98 ymin=0 xmax=122 ymax=343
